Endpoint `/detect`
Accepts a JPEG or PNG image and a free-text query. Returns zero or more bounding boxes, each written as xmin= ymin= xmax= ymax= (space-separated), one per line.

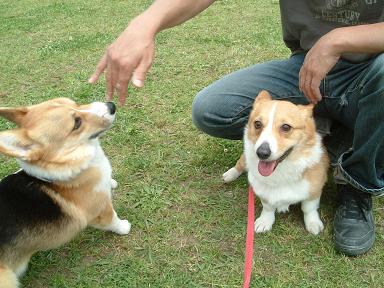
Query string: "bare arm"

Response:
xmin=89 ymin=0 xmax=215 ymax=105
xmin=300 ymin=23 xmax=384 ymax=103
xmin=137 ymin=0 xmax=215 ymax=33
xmin=332 ymin=22 xmax=384 ymax=54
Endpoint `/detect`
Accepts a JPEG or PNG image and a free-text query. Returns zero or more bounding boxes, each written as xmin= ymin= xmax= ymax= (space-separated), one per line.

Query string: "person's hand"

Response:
xmin=299 ymin=31 xmax=341 ymax=104
xmin=88 ymin=21 xmax=155 ymax=105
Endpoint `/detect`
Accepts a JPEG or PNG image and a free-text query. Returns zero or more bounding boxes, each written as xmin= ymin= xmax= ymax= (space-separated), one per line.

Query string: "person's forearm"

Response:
xmin=330 ymin=23 xmax=384 ymax=55
xmin=131 ymin=0 xmax=215 ymax=36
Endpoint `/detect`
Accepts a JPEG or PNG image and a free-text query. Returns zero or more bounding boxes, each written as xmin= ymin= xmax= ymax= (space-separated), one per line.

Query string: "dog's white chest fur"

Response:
xmin=248 ymin=171 xmax=310 ymax=212
xmin=90 ymin=142 xmax=113 ymax=197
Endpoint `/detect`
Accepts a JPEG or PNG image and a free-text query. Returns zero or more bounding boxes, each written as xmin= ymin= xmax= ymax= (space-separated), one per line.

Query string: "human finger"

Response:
xmin=106 ymin=65 xmax=114 ymax=101
xmin=117 ymin=81 xmax=128 ymax=106
xmin=117 ymin=68 xmax=133 ymax=106
xmin=113 ymin=55 xmax=137 ymax=105
xmin=305 ymin=73 xmax=318 ymax=104
xmin=299 ymin=66 xmax=313 ymax=102
xmin=299 ymin=66 xmax=306 ymax=94
xmin=309 ymin=75 xmax=322 ymax=103
xmin=132 ymin=50 xmax=154 ymax=88
xmin=301 ymin=68 xmax=317 ymax=104
xmin=106 ymin=60 xmax=120 ymax=102
xmin=88 ymin=52 xmax=108 ymax=84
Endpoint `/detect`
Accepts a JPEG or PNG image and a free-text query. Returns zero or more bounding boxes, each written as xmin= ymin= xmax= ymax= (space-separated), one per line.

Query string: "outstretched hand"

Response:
xmin=299 ymin=32 xmax=340 ymax=104
xmin=88 ymin=22 xmax=155 ymax=106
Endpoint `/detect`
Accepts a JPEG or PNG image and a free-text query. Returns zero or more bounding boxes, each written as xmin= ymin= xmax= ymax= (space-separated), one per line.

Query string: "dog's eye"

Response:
xmin=73 ymin=117 xmax=82 ymax=130
xmin=281 ymin=124 xmax=292 ymax=132
xmin=254 ymin=121 xmax=263 ymax=129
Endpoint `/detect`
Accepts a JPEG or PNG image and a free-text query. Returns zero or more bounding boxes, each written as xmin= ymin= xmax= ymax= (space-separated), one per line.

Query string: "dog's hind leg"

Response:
xmin=90 ymin=201 xmax=131 ymax=235
xmin=223 ymin=153 xmax=246 ymax=183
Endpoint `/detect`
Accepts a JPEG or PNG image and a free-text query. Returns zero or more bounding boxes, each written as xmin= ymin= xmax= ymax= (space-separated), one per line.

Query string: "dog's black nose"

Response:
xmin=256 ymin=142 xmax=271 ymax=160
xmin=106 ymin=102 xmax=116 ymax=115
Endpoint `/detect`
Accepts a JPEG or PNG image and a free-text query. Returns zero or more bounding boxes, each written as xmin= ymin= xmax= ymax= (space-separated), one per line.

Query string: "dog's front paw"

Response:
xmin=113 ymin=219 xmax=131 ymax=235
xmin=223 ymin=167 xmax=241 ymax=183
xmin=304 ymin=213 xmax=324 ymax=235
xmin=254 ymin=215 xmax=274 ymax=233
xmin=305 ymin=219 xmax=324 ymax=235
xmin=111 ymin=179 xmax=118 ymax=189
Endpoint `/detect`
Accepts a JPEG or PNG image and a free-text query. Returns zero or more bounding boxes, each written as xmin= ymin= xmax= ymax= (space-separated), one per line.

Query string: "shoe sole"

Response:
xmin=335 ymin=234 xmax=375 ymax=257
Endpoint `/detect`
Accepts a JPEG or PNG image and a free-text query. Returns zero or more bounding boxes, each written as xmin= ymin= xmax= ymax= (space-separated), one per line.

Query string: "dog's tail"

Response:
xmin=0 ymin=264 xmax=18 ymax=288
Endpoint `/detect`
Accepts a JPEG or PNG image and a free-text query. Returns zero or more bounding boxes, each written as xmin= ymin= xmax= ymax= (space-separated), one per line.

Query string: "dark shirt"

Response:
xmin=280 ymin=0 xmax=384 ymax=62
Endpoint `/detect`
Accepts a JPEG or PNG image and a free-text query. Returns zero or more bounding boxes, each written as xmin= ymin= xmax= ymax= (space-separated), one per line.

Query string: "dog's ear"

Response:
xmin=253 ymin=90 xmax=272 ymax=108
xmin=0 ymin=107 xmax=28 ymax=126
xmin=0 ymin=130 xmax=42 ymax=161
xmin=298 ymin=103 xmax=314 ymax=119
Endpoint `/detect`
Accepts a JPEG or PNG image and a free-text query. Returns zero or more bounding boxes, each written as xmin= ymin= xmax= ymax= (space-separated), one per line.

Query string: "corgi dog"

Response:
xmin=223 ymin=91 xmax=329 ymax=235
xmin=0 ymin=98 xmax=131 ymax=288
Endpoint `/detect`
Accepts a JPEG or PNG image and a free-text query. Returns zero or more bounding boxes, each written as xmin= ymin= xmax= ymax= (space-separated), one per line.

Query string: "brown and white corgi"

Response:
xmin=0 ymin=98 xmax=130 ymax=288
xmin=223 ymin=91 xmax=329 ymax=235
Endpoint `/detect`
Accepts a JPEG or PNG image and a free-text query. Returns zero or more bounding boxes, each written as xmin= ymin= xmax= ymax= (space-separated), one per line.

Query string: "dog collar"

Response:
xmin=18 ymin=169 xmax=54 ymax=183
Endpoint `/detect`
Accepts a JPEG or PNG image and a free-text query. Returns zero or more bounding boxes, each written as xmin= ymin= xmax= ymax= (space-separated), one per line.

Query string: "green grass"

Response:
xmin=1 ymin=1 xmax=384 ymax=287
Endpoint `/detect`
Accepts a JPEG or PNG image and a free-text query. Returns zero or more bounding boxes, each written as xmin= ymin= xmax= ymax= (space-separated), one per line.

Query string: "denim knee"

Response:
xmin=191 ymin=88 xmax=248 ymax=140
xmin=191 ymin=90 xmax=206 ymax=133
xmin=361 ymin=54 xmax=384 ymax=93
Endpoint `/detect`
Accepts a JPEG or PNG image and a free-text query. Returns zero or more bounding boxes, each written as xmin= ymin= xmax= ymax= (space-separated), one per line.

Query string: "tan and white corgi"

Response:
xmin=0 ymin=98 xmax=131 ymax=288
xmin=223 ymin=91 xmax=329 ymax=235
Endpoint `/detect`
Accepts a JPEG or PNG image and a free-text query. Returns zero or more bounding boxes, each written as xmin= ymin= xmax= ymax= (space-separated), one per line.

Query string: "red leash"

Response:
xmin=243 ymin=186 xmax=255 ymax=288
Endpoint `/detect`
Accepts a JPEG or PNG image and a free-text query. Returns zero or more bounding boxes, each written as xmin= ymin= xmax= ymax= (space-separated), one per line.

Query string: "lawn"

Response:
xmin=1 ymin=1 xmax=384 ymax=287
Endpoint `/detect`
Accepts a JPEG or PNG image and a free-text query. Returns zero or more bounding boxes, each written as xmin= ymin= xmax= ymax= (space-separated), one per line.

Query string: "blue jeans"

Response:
xmin=192 ymin=53 xmax=384 ymax=195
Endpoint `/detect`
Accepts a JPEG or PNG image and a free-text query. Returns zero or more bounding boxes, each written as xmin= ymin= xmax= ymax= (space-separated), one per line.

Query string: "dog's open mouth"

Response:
xmin=257 ymin=147 xmax=294 ymax=177
xmin=258 ymin=160 xmax=278 ymax=176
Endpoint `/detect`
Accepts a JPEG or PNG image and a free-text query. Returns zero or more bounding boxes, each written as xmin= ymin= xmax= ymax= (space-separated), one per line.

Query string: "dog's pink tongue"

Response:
xmin=258 ymin=160 xmax=278 ymax=177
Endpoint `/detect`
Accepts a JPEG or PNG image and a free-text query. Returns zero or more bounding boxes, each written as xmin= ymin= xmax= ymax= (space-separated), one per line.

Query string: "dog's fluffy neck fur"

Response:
xmin=17 ymin=139 xmax=102 ymax=183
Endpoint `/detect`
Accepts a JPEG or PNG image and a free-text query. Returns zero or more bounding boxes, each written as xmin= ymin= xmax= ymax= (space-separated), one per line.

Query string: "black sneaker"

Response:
xmin=333 ymin=184 xmax=375 ymax=256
